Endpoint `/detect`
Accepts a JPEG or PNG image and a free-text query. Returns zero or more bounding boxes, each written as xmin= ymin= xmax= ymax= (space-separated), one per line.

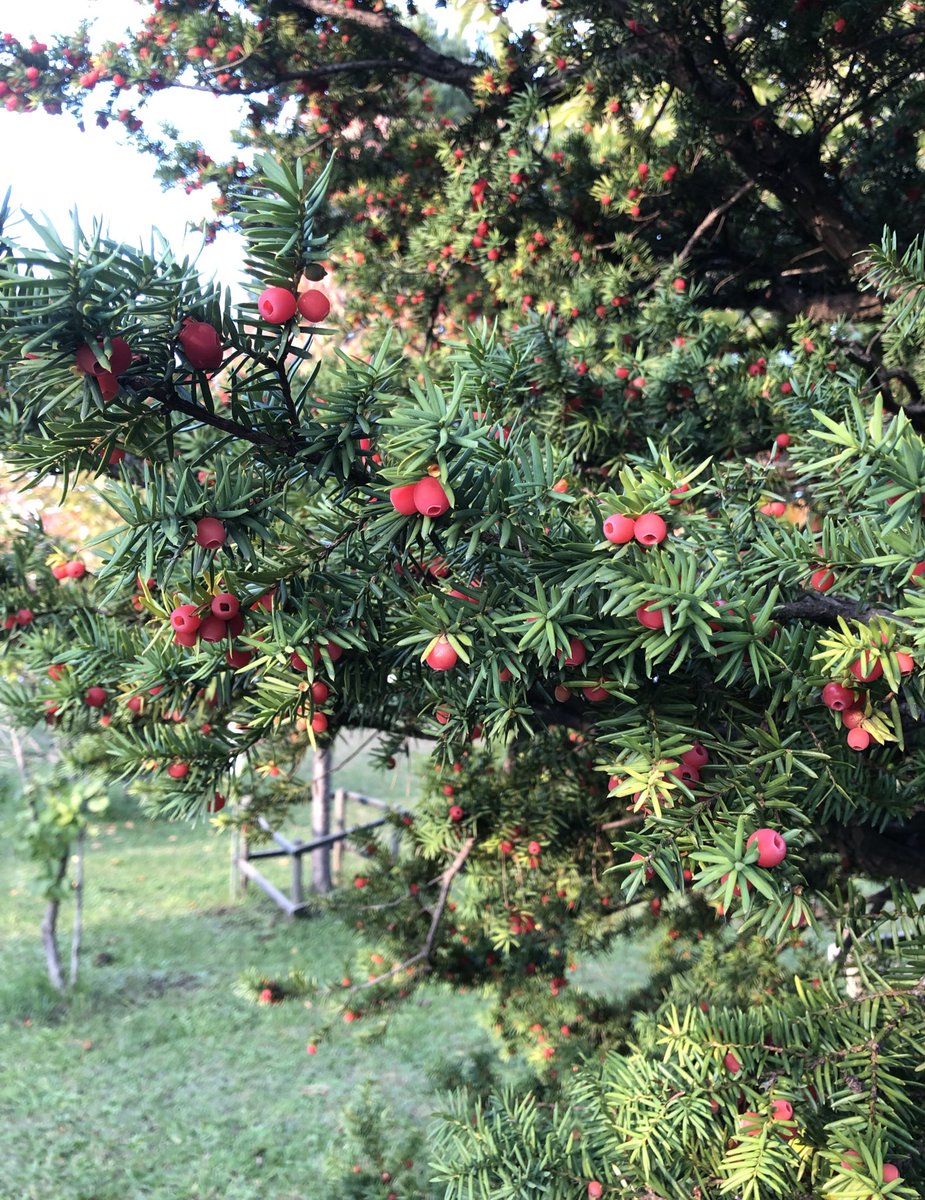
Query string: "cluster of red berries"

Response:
xmin=603 ymin=511 xmax=668 ymax=546
xmin=389 ymin=476 xmax=452 ymax=518
xmin=2 ymin=607 xmax=33 ymax=630
xmin=169 ymin=590 xmax=251 ymax=657
xmin=614 ymin=742 xmax=711 ymax=821
xmin=291 ymin=641 xmax=343 ymax=734
xmin=822 ymin=642 xmax=916 ymax=751
xmin=256 ymin=285 xmax=331 ymax=325
xmin=51 ymin=559 xmax=87 ymax=581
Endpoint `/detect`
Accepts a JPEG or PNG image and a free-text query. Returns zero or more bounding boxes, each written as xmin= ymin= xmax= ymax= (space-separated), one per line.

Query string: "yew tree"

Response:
xmin=2 ymin=3 xmax=925 ymax=1199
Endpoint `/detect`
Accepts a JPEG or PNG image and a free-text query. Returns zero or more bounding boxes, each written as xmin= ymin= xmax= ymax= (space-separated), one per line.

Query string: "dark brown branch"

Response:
xmin=773 ymin=592 xmax=888 ymax=629
xmin=677 ymin=180 xmax=755 ymax=266
xmin=185 ymin=60 xmax=429 ymax=96
xmin=138 ymin=379 xmax=292 ymax=450
xmin=278 ymin=0 xmax=478 ymax=94
xmin=357 ymin=835 xmax=476 ymax=988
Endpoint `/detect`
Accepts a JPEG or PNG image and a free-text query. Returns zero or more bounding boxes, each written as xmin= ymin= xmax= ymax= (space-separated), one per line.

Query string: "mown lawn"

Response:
xmin=0 ymin=731 xmax=647 ymax=1200
xmin=0 ymin=735 xmax=500 ymax=1200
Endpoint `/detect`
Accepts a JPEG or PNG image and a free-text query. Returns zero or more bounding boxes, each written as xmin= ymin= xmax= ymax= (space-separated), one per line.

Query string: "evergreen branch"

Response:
xmin=140 ymin=378 xmax=293 ymax=450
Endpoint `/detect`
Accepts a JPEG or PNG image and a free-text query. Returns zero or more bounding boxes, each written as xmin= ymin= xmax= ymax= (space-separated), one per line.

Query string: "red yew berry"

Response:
xmin=257 ymin=286 xmax=297 ymax=323
xmin=413 ymin=476 xmax=451 ymax=517
xmin=587 ymin=1184 xmax=603 ymax=1199
xmin=306 ymin=1042 xmax=318 ymax=1055
xmin=85 ymin=687 xmax=107 ymax=708
xmin=211 ymin=593 xmax=240 ymax=621
xmin=723 ymin=1051 xmax=742 ymax=1073
xmin=528 ymin=840 xmax=541 ymax=855
xmin=563 ymin=637 xmax=586 ymax=667
xmin=810 ymin=567 xmax=836 ymax=592
xmin=582 ymin=683 xmax=610 ymax=701
xmin=198 ymin=615 xmax=228 ymax=642
xmin=681 ymin=743 xmax=709 ymax=769
xmin=672 ymin=277 xmax=686 ymax=291
xmin=896 ymin=651 xmax=915 ymax=673
xmin=747 ymin=828 xmax=787 ymax=868
xmin=847 ymin=727 xmax=871 ymax=750
xmin=66 ymin=560 xmax=87 ymax=579
xmin=195 ymin=517 xmax=226 ymax=549
xmin=310 ymin=681 xmax=330 ymax=703
xmin=553 ymin=684 xmax=570 ymax=702
xmin=426 ymin=636 xmax=458 ymax=671
xmin=634 ymin=513 xmax=668 ymax=546
xmin=167 ymin=762 xmax=189 ymax=779
xmin=226 ymin=646 xmax=253 ymax=668
xmin=297 ymin=289 xmax=331 ymax=323
xmin=208 ymin=792 xmax=226 ymax=813
xmin=178 ymin=319 xmax=223 ymax=371
xmin=668 ymin=483 xmax=689 ymax=505
xmin=449 ymin=805 xmax=464 ymax=822
xmin=603 ymin=513 xmax=635 ymax=544
xmin=75 ymin=336 xmax=132 ymax=378
xmin=850 ymin=655 xmax=883 ymax=683
xmin=774 ymin=433 xmax=791 ymax=449
xmin=822 ymin=682 xmax=857 ymax=711
xmin=170 ymin=604 xmax=202 ymax=635
xmin=882 ymin=1165 xmax=901 ymax=1183
xmin=311 ymin=712 xmax=329 ymax=733
xmin=389 ymin=484 xmax=418 ymax=514
xmin=770 ymin=1099 xmax=793 ymax=1123
xmin=636 ymin=604 xmax=665 ymax=631
xmin=630 ymin=852 xmax=654 ymax=880
xmin=126 ymin=695 xmax=143 ymax=713
xmin=51 ymin=563 xmax=69 ymax=580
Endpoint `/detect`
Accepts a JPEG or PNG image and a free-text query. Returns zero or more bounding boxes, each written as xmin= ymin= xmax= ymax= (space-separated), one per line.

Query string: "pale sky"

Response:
xmin=2 ymin=1 xmax=249 ymax=286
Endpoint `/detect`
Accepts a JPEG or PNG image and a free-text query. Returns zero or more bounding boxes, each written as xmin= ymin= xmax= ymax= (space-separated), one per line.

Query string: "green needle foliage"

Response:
xmin=2 ymin=139 xmax=925 ymax=1196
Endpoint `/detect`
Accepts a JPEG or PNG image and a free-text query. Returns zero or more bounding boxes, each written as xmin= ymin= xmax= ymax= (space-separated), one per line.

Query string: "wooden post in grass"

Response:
xmin=331 ymin=786 xmax=347 ymax=884
xmin=311 ymin=748 xmax=332 ymax=893
xmin=232 ymin=794 xmax=251 ymax=899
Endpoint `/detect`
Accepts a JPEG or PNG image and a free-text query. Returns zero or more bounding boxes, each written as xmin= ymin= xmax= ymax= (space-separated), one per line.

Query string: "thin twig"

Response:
xmin=677 ymin=181 xmax=755 ymax=266
xmin=356 ymin=835 xmax=476 ymax=989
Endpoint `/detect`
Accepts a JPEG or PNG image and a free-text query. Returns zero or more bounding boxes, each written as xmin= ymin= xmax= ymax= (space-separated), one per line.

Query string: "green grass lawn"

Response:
xmin=0 ymin=730 xmax=644 ymax=1200
xmin=0 ymin=733 xmax=495 ymax=1200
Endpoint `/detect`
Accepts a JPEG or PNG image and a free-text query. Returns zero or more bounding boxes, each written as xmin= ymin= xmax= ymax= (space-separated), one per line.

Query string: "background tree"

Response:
xmin=3 ymin=0 xmax=925 ymax=342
